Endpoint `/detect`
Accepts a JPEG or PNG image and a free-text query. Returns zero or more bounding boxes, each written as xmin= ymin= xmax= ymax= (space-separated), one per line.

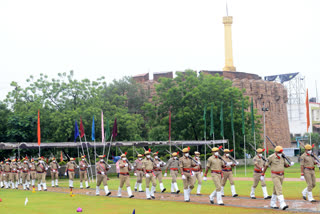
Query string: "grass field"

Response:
xmin=0 ymin=189 xmax=310 ymax=214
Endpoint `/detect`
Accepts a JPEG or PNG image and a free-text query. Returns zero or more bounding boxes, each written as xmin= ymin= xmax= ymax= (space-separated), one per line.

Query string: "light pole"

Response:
xmin=262 ymin=102 xmax=269 ymax=158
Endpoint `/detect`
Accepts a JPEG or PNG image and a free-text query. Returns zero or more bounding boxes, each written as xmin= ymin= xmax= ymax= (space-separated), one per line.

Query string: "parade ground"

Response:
xmin=1 ymin=165 xmax=320 ymax=214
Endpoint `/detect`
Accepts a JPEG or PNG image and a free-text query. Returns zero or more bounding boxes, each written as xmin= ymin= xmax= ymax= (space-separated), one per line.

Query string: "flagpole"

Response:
xmin=233 ymin=130 xmax=236 ymax=176
xmin=244 ymin=134 xmax=246 ymax=176
xmin=84 ymin=134 xmax=94 ymax=183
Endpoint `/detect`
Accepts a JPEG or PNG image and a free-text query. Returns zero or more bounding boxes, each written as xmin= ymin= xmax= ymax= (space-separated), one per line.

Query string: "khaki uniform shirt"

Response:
xmin=253 ymin=155 xmax=265 ymax=170
xmin=66 ymin=161 xmax=77 ymax=170
xmin=30 ymin=162 xmax=36 ymax=171
xmin=167 ymin=158 xmax=180 ymax=169
xmin=153 ymin=159 xmax=164 ymax=171
xmin=119 ymin=160 xmax=130 ymax=173
xmin=50 ymin=161 xmax=59 ymax=170
xmin=142 ymin=158 xmax=155 ymax=171
xmin=21 ymin=162 xmax=30 ymax=172
xmin=300 ymin=153 xmax=316 ymax=168
xmin=134 ymin=159 xmax=143 ymax=170
xmin=36 ymin=162 xmax=46 ymax=172
xmin=206 ymin=155 xmax=224 ymax=171
xmin=179 ymin=156 xmax=196 ymax=169
xmin=266 ymin=153 xmax=288 ymax=172
xmin=79 ymin=160 xmax=88 ymax=171
xmin=3 ymin=163 xmax=11 ymax=172
xmin=10 ymin=163 xmax=18 ymax=172
xmin=96 ymin=161 xmax=109 ymax=173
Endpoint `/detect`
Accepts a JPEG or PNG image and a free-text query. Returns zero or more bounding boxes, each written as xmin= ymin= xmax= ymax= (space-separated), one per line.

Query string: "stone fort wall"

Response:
xmin=133 ymin=71 xmax=291 ymax=148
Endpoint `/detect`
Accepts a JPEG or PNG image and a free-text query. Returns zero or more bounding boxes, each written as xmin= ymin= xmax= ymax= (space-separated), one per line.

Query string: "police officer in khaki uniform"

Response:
xmin=142 ymin=150 xmax=157 ymax=199
xmin=250 ymin=148 xmax=271 ymax=199
xmin=179 ymin=147 xmax=197 ymax=202
xmin=36 ymin=157 xmax=48 ymax=191
xmin=134 ymin=154 xmax=144 ymax=192
xmin=300 ymin=144 xmax=318 ymax=202
xmin=10 ymin=158 xmax=19 ymax=189
xmin=221 ymin=149 xmax=238 ymax=197
xmin=261 ymin=146 xmax=293 ymax=210
xmin=117 ymin=153 xmax=134 ymax=198
xmin=164 ymin=152 xmax=180 ymax=194
xmin=192 ymin=151 xmax=203 ymax=195
xmin=204 ymin=147 xmax=228 ymax=205
xmin=29 ymin=158 xmax=37 ymax=189
xmin=95 ymin=155 xmax=111 ymax=196
xmin=0 ymin=161 xmax=4 ymax=188
xmin=21 ymin=157 xmax=31 ymax=190
xmin=49 ymin=157 xmax=60 ymax=187
xmin=79 ymin=155 xmax=90 ymax=189
xmin=3 ymin=159 xmax=11 ymax=189
xmin=153 ymin=152 xmax=166 ymax=193
xmin=64 ymin=158 xmax=78 ymax=188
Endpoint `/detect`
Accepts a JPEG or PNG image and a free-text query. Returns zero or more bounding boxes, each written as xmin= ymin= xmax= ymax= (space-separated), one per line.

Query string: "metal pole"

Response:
xmin=254 ymin=132 xmax=256 ymax=150
xmin=84 ymin=135 xmax=94 ymax=183
xmin=233 ymin=130 xmax=236 ymax=176
xmin=263 ymin=102 xmax=266 ymax=158
xmin=244 ymin=134 xmax=246 ymax=176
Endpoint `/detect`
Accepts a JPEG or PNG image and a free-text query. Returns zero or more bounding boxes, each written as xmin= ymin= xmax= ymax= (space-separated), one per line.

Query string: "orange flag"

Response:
xmin=306 ymin=89 xmax=310 ymax=132
xmin=37 ymin=110 xmax=41 ymax=146
xmin=60 ymin=151 xmax=63 ymax=162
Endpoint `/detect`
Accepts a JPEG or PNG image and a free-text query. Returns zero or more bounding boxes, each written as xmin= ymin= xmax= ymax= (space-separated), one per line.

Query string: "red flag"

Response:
xmin=169 ymin=110 xmax=171 ymax=141
xmin=37 ymin=110 xmax=41 ymax=146
xmin=80 ymin=117 xmax=85 ymax=138
xmin=112 ymin=118 xmax=118 ymax=138
xmin=60 ymin=151 xmax=63 ymax=162
xmin=266 ymin=146 xmax=269 ymax=155
xmin=306 ymin=89 xmax=310 ymax=132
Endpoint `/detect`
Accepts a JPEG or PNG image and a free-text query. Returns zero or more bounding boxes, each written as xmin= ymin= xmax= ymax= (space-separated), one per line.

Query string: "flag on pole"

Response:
xmin=220 ymin=102 xmax=224 ymax=138
xmin=105 ymin=119 xmax=110 ymax=141
xmin=101 ymin=111 xmax=104 ymax=143
xmin=231 ymin=100 xmax=234 ymax=134
xmin=250 ymin=97 xmax=255 ymax=135
xmin=210 ymin=104 xmax=214 ymax=138
xmin=74 ymin=120 xmax=79 ymax=142
xmin=241 ymin=99 xmax=245 ymax=135
xmin=306 ymin=89 xmax=310 ymax=132
xmin=91 ymin=116 xmax=95 ymax=141
xmin=169 ymin=110 xmax=171 ymax=141
xmin=112 ymin=118 xmax=118 ymax=139
xmin=203 ymin=105 xmax=207 ymax=139
xmin=37 ymin=110 xmax=41 ymax=146
xmin=60 ymin=151 xmax=63 ymax=162
xmin=80 ymin=117 xmax=85 ymax=138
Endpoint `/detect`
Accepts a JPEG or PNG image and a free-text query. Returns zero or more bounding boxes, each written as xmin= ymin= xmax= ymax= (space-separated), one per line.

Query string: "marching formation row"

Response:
xmin=1 ymin=144 xmax=319 ymax=211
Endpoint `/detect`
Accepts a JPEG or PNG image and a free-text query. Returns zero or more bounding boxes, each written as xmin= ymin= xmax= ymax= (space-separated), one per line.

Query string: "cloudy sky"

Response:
xmin=0 ymin=0 xmax=319 ymax=101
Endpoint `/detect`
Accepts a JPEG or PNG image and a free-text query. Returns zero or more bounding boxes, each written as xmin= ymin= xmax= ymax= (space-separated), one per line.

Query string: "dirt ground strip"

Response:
xmin=19 ymin=186 xmax=319 ymax=213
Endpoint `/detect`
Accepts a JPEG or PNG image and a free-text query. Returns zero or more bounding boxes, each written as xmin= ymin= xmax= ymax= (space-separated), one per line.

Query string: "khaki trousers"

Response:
xmin=136 ymin=170 xmax=143 ymax=183
xmin=182 ymin=172 xmax=194 ymax=189
xmin=10 ymin=172 xmax=18 ymax=182
xmin=22 ymin=172 xmax=30 ymax=183
xmin=154 ymin=171 xmax=163 ymax=183
xmin=96 ymin=174 xmax=108 ymax=186
xmin=145 ymin=172 xmax=156 ymax=188
xmin=119 ymin=174 xmax=131 ymax=188
xmin=252 ymin=172 xmax=266 ymax=188
xmin=68 ymin=171 xmax=75 ymax=180
xmin=211 ymin=172 xmax=222 ymax=191
xmin=51 ymin=171 xmax=59 ymax=180
xmin=30 ymin=171 xmax=37 ymax=180
xmin=193 ymin=171 xmax=202 ymax=185
xmin=3 ymin=172 xmax=10 ymax=182
xmin=221 ymin=171 xmax=234 ymax=186
xmin=80 ymin=170 xmax=88 ymax=182
xmin=37 ymin=172 xmax=46 ymax=184
xmin=170 ymin=170 xmax=178 ymax=183
xmin=271 ymin=174 xmax=284 ymax=196
xmin=304 ymin=169 xmax=316 ymax=191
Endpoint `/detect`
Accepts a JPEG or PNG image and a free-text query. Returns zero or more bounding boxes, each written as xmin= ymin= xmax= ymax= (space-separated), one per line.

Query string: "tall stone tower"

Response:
xmin=223 ymin=16 xmax=236 ymax=72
